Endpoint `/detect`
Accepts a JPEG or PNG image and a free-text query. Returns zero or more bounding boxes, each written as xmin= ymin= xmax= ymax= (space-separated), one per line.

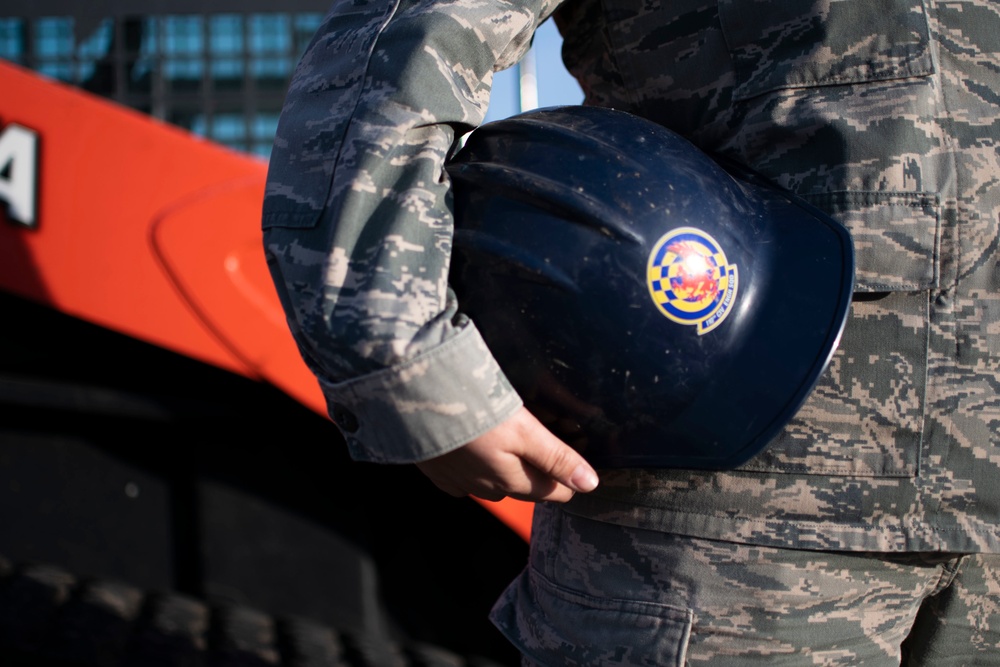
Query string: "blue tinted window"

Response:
xmin=76 ymin=19 xmax=113 ymax=82
xmin=163 ymin=59 xmax=203 ymax=80
xmin=77 ymin=19 xmax=113 ymax=60
xmin=210 ymin=15 xmax=243 ymax=55
xmin=293 ymin=14 xmax=322 ymax=53
xmin=211 ymin=58 xmax=243 ymax=79
xmin=249 ymin=14 xmax=290 ymax=54
xmin=251 ymin=143 xmax=273 ymax=159
xmin=212 ymin=114 xmax=247 ymax=142
xmin=253 ymin=113 xmax=280 ymax=139
xmin=2 ymin=12 xmax=376 ymax=158
xmin=251 ymin=56 xmax=291 ymax=78
xmin=0 ymin=19 xmax=24 ymax=62
xmin=163 ymin=16 xmax=203 ymax=56
xmin=35 ymin=17 xmax=73 ymax=58
xmin=140 ymin=17 xmax=159 ymax=54
xmin=188 ymin=114 xmax=209 ymax=136
xmin=37 ymin=62 xmax=72 ymax=81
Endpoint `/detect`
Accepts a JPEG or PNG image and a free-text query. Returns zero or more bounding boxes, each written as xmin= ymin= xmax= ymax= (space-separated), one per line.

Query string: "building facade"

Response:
xmin=1 ymin=1 xmax=577 ymax=159
xmin=1 ymin=2 xmax=329 ymax=157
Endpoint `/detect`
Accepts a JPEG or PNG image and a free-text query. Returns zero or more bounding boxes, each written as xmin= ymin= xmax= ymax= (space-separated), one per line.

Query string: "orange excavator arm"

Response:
xmin=0 ymin=59 xmax=533 ymax=541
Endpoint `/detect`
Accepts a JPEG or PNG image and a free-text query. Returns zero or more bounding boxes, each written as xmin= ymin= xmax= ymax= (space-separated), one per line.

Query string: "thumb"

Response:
xmin=518 ymin=412 xmax=600 ymax=493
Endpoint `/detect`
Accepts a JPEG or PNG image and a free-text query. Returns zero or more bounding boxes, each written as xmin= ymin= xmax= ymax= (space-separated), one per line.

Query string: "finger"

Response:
xmin=507 ymin=464 xmax=576 ymax=503
xmin=517 ymin=418 xmax=599 ymax=494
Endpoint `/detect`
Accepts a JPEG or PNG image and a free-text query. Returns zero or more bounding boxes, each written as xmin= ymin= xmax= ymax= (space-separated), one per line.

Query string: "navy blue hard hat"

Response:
xmin=447 ymin=106 xmax=854 ymax=469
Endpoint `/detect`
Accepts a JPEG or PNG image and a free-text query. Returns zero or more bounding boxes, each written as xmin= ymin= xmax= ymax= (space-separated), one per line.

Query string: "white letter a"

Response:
xmin=0 ymin=124 xmax=39 ymax=229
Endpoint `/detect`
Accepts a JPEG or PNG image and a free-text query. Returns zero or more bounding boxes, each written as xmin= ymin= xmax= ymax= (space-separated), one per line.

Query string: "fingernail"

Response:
xmin=570 ymin=464 xmax=599 ymax=492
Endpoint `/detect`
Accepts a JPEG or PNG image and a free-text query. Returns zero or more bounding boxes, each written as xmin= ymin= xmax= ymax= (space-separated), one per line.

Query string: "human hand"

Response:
xmin=415 ymin=407 xmax=599 ymax=503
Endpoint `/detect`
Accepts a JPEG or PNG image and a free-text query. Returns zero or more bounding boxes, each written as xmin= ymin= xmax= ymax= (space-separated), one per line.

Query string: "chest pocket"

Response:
xmin=715 ymin=1 xmax=937 ymax=478
xmin=739 ymin=192 xmax=939 ymax=478
xmin=717 ymin=0 xmax=934 ymax=100
xmin=597 ymin=0 xmax=940 ymax=477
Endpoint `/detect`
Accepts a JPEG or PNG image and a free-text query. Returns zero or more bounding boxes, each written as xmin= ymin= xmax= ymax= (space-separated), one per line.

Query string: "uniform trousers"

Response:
xmin=491 ymin=503 xmax=1000 ymax=666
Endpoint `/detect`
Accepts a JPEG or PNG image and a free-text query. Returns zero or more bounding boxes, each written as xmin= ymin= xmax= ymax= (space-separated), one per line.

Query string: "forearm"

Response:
xmin=263 ymin=0 xmax=559 ymax=462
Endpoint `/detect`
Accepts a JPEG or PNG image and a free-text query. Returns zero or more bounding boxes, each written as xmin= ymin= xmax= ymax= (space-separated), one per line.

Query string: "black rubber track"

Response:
xmin=0 ymin=556 xmax=507 ymax=667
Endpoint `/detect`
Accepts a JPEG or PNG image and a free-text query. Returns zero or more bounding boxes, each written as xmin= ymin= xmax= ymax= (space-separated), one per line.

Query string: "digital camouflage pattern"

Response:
xmin=494 ymin=504 xmax=1000 ymax=665
xmin=263 ymin=0 xmax=1000 ymax=552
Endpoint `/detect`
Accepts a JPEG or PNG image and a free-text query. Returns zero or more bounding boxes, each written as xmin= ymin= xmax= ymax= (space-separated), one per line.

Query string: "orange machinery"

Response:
xmin=0 ymin=59 xmax=533 ymax=541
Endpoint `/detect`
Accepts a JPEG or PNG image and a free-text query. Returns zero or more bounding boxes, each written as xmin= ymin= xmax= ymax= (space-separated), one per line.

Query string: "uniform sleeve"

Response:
xmin=262 ymin=0 xmax=560 ymax=463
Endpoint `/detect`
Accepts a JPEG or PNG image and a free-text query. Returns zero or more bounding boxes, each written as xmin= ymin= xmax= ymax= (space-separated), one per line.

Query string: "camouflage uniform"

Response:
xmin=263 ymin=0 xmax=1000 ymax=661
xmin=500 ymin=504 xmax=1000 ymax=665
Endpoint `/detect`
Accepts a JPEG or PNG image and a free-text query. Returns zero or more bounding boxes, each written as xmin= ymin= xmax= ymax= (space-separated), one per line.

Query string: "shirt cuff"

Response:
xmin=318 ymin=323 xmax=523 ymax=463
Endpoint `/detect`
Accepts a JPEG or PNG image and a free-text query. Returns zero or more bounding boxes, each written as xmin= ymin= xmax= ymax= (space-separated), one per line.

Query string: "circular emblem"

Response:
xmin=647 ymin=227 xmax=739 ymax=335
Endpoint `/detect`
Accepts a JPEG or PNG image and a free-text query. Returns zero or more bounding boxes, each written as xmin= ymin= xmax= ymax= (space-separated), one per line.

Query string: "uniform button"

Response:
xmin=330 ymin=403 xmax=359 ymax=433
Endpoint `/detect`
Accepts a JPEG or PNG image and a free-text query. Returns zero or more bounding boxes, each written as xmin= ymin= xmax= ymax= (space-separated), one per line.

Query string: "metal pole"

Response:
xmin=517 ymin=45 xmax=538 ymax=113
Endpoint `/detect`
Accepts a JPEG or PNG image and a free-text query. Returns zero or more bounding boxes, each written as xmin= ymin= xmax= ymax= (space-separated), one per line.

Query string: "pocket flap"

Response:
xmin=718 ymin=0 xmax=934 ymax=100
xmin=803 ymin=191 xmax=940 ymax=292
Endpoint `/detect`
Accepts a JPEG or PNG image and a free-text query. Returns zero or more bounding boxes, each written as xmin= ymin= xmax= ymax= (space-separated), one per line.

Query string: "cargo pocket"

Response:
xmin=717 ymin=0 xmax=934 ymax=100
xmin=493 ymin=567 xmax=692 ymax=667
xmin=740 ymin=191 xmax=939 ymax=477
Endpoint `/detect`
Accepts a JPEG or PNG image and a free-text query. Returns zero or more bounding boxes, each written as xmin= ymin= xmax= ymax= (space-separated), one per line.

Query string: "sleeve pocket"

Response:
xmin=259 ymin=106 xmax=338 ymax=232
xmin=260 ymin=0 xmax=400 ymax=231
xmin=718 ymin=0 xmax=935 ymax=100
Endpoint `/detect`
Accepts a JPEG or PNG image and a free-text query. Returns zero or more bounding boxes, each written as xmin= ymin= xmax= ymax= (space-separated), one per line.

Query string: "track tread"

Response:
xmin=0 ymin=561 xmax=77 ymax=652
xmin=276 ymin=617 xmax=346 ymax=667
xmin=0 ymin=558 xmax=500 ymax=667
xmin=51 ymin=577 xmax=145 ymax=666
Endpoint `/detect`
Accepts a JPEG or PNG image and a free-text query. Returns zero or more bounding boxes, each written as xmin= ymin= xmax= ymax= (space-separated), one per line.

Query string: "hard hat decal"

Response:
xmin=647 ymin=227 xmax=738 ymax=335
